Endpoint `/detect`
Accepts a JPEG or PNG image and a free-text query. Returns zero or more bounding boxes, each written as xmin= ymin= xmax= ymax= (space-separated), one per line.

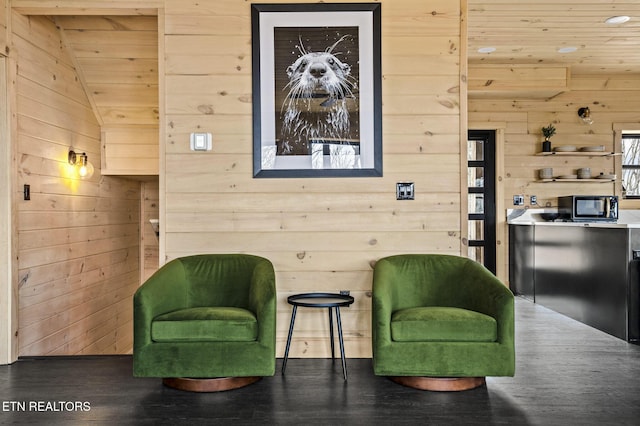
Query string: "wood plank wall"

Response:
xmin=163 ymin=0 xmax=464 ymax=358
xmin=141 ymin=179 xmax=159 ymax=282
xmin=0 ymin=0 xmax=7 ymax=55
xmin=0 ymin=0 xmax=15 ymax=364
xmin=13 ymin=13 xmax=141 ymax=356
xmin=102 ymin=126 xmax=159 ymax=175
xmin=12 ymin=0 xmax=161 ymax=15
xmin=469 ymin=73 xmax=640 ymax=282
xmin=1 ymin=57 xmax=18 ymax=364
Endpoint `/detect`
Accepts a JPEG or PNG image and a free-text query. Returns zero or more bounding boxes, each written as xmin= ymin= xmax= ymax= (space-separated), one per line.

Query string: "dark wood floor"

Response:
xmin=2 ymin=297 xmax=640 ymax=425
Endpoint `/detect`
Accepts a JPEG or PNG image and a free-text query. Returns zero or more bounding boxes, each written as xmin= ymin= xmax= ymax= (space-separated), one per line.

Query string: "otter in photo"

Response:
xmin=279 ymin=35 xmax=357 ymax=155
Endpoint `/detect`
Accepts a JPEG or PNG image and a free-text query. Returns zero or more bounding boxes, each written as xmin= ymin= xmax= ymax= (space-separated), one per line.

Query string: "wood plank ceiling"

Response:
xmin=468 ymin=0 xmax=640 ymax=75
xmin=54 ymin=15 xmax=159 ymax=127
xmin=49 ymin=1 xmax=639 ymax=129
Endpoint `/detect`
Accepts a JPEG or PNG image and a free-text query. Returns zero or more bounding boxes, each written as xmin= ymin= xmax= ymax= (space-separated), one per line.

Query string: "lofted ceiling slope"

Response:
xmin=54 ymin=15 xmax=159 ymax=128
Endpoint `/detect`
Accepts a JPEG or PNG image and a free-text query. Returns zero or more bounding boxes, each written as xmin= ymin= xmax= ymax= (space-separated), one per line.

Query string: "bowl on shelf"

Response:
xmin=577 ymin=168 xmax=591 ymax=179
xmin=579 ymin=145 xmax=605 ymax=152
xmin=538 ymin=168 xmax=553 ymax=179
xmin=553 ymin=145 xmax=577 ymax=152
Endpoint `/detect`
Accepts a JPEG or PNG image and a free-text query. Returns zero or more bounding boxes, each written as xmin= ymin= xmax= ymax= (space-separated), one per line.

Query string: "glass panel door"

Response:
xmin=467 ymin=130 xmax=496 ymax=274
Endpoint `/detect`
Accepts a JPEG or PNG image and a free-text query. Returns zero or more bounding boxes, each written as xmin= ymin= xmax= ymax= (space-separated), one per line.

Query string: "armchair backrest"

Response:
xmin=179 ymin=254 xmax=270 ymax=309
xmin=374 ymin=254 xmax=497 ymax=311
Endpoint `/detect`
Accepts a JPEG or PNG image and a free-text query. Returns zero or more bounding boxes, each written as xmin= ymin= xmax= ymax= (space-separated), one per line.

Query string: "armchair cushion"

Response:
xmin=391 ymin=307 xmax=497 ymax=342
xmin=152 ymin=307 xmax=258 ymax=343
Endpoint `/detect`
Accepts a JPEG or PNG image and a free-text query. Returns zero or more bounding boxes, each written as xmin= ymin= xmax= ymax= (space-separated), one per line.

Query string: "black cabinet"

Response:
xmin=509 ymin=225 xmax=535 ymax=301
xmin=509 ymin=224 xmax=640 ymax=342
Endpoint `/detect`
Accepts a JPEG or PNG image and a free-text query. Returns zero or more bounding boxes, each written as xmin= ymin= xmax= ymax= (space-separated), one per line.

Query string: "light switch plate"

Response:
xmin=396 ymin=182 xmax=415 ymax=200
xmin=190 ymin=132 xmax=212 ymax=151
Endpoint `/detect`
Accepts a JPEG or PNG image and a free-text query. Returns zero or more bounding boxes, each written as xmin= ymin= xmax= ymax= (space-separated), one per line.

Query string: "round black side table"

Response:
xmin=282 ymin=292 xmax=355 ymax=380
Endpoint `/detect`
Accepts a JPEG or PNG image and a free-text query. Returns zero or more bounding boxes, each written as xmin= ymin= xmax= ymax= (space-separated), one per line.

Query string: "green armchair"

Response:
xmin=372 ymin=254 xmax=515 ymax=391
xmin=133 ymin=254 xmax=276 ymax=391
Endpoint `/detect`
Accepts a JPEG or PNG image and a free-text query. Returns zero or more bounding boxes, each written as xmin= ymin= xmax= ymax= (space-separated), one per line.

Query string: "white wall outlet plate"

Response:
xmin=190 ymin=133 xmax=212 ymax=151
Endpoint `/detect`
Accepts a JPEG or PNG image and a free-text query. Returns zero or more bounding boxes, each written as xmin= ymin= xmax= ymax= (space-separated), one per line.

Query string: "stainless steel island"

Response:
xmin=509 ymin=209 xmax=640 ymax=342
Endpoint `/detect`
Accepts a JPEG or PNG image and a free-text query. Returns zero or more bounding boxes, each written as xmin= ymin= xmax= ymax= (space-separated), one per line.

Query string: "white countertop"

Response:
xmin=507 ymin=208 xmax=640 ymax=228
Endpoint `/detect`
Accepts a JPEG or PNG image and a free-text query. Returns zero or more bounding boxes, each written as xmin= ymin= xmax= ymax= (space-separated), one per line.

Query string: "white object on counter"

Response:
xmin=507 ymin=208 xmax=640 ymax=228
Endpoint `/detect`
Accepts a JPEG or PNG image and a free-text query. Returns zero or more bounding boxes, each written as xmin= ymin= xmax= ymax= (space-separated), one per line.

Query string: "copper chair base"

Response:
xmin=390 ymin=376 xmax=486 ymax=391
xmin=162 ymin=376 xmax=261 ymax=392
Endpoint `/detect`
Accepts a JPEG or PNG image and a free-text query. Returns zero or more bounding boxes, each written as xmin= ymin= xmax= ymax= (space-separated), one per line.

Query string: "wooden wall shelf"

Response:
xmin=536 ymin=151 xmax=619 ymax=157
xmin=538 ymin=178 xmax=615 ymax=183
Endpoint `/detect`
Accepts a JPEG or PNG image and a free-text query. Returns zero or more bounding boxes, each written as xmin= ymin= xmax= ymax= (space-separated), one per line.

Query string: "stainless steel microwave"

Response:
xmin=558 ymin=195 xmax=618 ymax=222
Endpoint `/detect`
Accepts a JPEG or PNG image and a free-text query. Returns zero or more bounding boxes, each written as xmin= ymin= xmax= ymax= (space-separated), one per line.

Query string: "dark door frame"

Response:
xmin=468 ymin=129 xmax=497 ymax=274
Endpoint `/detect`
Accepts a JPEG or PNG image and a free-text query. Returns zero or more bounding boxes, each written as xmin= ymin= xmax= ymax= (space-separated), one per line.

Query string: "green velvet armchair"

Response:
xmin=372 ymin=254 xmax=515 ymax=391
xmin=133 ymin=254 xmax=276 ymax=391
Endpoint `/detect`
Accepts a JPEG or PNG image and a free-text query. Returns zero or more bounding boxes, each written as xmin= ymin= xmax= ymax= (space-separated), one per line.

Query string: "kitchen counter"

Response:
xmin=508 ymin=211 xmax=640 ymax=342
xmin=507 ymin=208 xmax=640 ymax=228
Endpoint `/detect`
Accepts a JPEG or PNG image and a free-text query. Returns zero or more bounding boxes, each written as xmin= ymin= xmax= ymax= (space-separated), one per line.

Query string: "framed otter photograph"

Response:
xmin=251 ymin=3 xmax=382 ymax=178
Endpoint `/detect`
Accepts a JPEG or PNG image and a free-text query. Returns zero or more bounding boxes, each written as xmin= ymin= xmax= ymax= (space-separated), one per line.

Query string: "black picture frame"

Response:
xmin=251 ymin=3 xmax=382 ymax=178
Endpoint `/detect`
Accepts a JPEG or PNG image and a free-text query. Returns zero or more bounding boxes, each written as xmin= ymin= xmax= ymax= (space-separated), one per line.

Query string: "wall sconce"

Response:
xmin=578 ymin=107 xmax=593 ymax=125
xmin=68 ymin=149 xmax=95 ymax=179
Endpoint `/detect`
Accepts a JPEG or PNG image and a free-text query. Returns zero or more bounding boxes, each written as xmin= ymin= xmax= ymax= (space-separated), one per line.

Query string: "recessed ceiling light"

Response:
xmin=605 ymin=15 xmax=631 ymax=24
xmin=557 ymin=47 xmax=578 ymax=53
xmin=477 ymin=47 xmax=496 ymax=54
